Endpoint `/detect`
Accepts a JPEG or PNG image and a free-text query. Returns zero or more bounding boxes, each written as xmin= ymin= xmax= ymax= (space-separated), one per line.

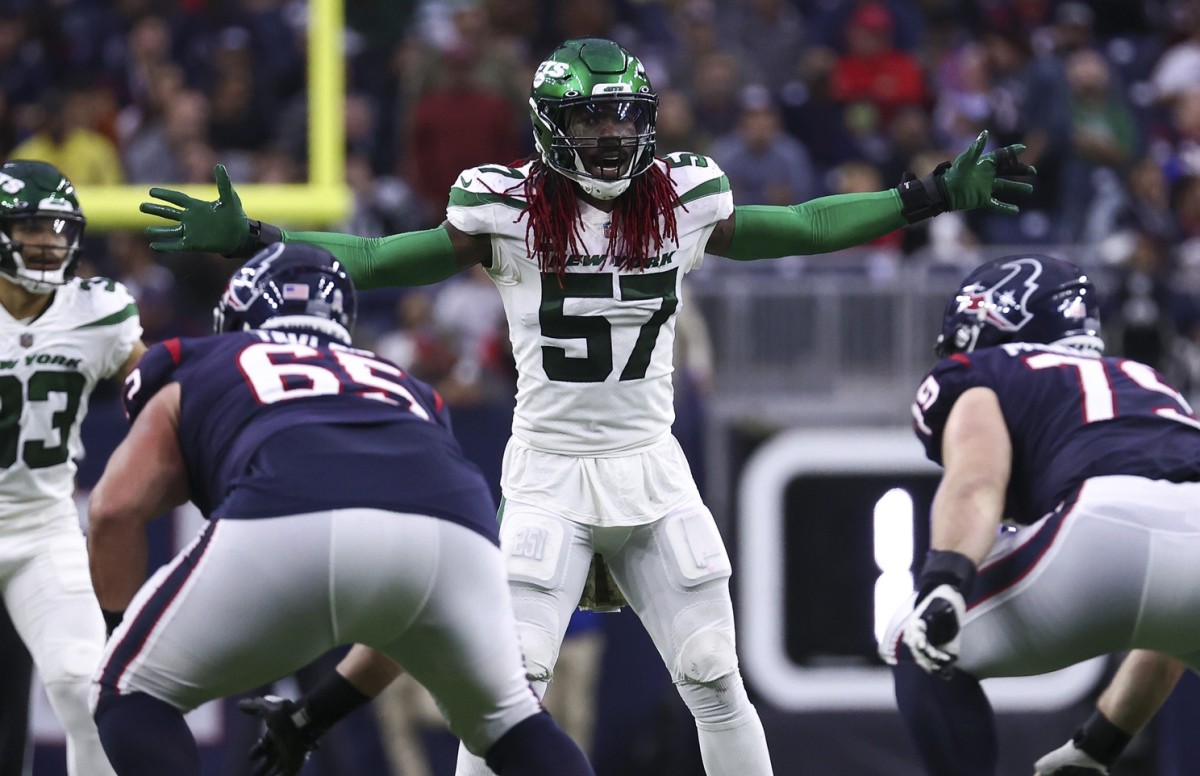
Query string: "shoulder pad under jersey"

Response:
xmin=123 ymin=338 xmax=183 ymax=421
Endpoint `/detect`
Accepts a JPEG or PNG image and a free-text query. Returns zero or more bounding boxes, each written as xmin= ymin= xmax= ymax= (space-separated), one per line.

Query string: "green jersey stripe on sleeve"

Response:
xmin=448 ymin=188 xmax=528 ymax=212
xmin=74 ymin=303 xmax=138 ymax=329
xmin=677 ymin=175 xmax=730 ymax=207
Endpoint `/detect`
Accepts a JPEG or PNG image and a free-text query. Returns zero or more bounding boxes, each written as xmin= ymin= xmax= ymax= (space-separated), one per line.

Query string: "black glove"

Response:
xmin=238 ymin=695 xmax=325 ymax=776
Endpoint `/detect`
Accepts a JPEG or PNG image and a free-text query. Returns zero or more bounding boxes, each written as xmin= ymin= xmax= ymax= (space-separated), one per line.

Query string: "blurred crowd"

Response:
xmin=4 ymin=0 xmax=1200 ymax=397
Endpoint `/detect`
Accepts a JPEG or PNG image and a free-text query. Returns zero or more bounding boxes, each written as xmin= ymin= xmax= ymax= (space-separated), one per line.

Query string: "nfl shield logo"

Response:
xmin=19 ymin=333 xmax=33 ymax=348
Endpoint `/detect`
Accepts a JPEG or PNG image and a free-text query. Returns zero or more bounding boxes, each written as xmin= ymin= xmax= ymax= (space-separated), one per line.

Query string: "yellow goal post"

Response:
xmin=80 ymin=0 xmax=351 ymax=231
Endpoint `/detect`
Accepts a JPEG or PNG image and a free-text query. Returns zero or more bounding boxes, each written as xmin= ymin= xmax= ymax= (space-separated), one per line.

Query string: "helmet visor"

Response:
xmin=562 ymin=99 xmax=653 ymax=142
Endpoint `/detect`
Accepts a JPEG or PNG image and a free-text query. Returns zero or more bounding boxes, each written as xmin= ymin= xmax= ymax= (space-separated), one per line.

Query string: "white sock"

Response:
xmin=697 ymin=711 xmax=774 ymax=776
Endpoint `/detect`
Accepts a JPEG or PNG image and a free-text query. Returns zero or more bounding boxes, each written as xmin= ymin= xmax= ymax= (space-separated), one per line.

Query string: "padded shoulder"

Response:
xmin=446 ymin=162 xmax=533 ymax=238
xmin=123 ymin=338 xmax=183 ymax=421
xmin=657 ymin=153 xmax=734 ymax=233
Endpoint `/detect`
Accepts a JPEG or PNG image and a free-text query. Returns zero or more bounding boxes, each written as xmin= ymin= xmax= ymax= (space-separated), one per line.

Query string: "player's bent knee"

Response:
xmin=39 ymin=640 xmax=103 ymax=686
xmin=676 ymin=629 xmax=739 ymax=685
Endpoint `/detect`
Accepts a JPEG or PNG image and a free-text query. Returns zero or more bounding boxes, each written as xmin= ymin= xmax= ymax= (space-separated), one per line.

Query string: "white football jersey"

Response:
xmin=447 ymin=154 xmax=733 ymax=455
xmin=0 ymin=277 xmax=142 ymax=519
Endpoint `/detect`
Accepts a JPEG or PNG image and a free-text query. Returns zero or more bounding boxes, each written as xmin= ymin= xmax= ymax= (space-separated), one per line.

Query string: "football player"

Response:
xmin=85 ymin=243 xmax=594 ymax=776
xmin=0 ymin=159 xmax=144 ymax=776
xmin=880 ymin=254 xmax=1200 ymax=775
xmin=137 ymin=38 xmax=1035 ymax=776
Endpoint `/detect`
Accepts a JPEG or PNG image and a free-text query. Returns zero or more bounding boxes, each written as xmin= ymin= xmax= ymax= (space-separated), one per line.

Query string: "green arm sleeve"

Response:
xmin=723 ymin=190 xmax=908 ymax=261
xmin=281 ymin=226 xmax=463 ymax=289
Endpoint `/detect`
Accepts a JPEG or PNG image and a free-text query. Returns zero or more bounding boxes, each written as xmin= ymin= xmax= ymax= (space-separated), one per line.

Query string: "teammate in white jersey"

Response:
xmin=0 ymin=160 xmax=144 ymax=776
xmin=138 ymin=38 xmax=1035 ymax=775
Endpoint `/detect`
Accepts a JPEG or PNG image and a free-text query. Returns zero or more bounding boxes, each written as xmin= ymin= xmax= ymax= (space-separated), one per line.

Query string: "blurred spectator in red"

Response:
xmin=403 ymin=41 xmax=521 ymax=222
xmin=709 ymin=84 xmax=817 ymax=205
xmin=10 ymin=84 xmax=123 ymax=184
xmin=830 ymin=2 xmax=927 ymax=126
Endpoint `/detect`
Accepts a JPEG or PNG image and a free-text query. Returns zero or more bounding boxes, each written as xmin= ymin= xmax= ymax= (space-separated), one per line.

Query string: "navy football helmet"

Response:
xmin=935 ymin=254 xmax=1103 ymax=357
xmin=213 ymin=243 xmax=356 ymax=344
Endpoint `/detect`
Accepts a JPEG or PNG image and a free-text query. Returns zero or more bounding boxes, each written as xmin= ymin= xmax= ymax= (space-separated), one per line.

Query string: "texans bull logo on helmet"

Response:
xmin=936 ymin=254 xmax=1103 ymax=357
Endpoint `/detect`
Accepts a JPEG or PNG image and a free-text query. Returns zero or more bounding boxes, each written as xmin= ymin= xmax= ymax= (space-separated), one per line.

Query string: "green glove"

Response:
xmin=141 ymin=164 xmax=251 ymax=255
xmin=896 ymin=130 xmax=1036 ymax=223
xmin=939 ymin=130 xmax=1036 ymax=214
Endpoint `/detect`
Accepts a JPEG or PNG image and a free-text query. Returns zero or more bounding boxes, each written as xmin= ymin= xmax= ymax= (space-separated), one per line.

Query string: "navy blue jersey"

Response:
xmin=124 ymin=330 xmax=498 ymax=542
xmin=912 ymin=343 xmax=1200 ymax=523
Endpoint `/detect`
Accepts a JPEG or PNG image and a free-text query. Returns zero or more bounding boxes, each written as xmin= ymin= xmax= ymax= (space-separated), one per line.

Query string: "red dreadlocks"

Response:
xmin=505 ymin=159 xmax=682 ymax=279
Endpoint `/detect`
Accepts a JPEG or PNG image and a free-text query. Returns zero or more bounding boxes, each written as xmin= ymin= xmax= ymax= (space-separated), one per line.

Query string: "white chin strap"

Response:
xmin=258 ymin=315 xmax=353 ymax=344
xmin=1052 ymin=334 xmax=1105 ymax=355
xmin=557 ymin=151 xmax=634 ymax=200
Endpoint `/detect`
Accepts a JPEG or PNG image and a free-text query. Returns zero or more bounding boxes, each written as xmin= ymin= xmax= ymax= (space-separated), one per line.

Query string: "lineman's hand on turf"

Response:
xmin=141 ymin=164 xmax=250 ymax=254
xmin=901 ymin=583 xmax=966 ymax=678
xmin=938 ymin=130 xmax=1037 ymax=214
xmin=238 ymin=695 xmax=323 ymax=776
xmin=1033 ymin=738 xmax=1109 ymax=775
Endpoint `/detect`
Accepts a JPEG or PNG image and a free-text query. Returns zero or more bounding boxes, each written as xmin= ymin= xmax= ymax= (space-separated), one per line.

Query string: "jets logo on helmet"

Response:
xmin=0 ymin=160 xmax=86 ymax=294
xmin=213 ymin=243 xmax=356 ymax=344
xmin=936 ymin=254 xmax=1103 ymax=357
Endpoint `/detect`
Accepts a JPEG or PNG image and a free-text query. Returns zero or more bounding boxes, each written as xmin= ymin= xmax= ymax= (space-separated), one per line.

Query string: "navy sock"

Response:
xmin=894 ymin=658 xmax=998 ymax=776
xmin=484 ymin=711 xmax=595 ymax=776
xmin=94 ymin=691 xmax=201 ymax=776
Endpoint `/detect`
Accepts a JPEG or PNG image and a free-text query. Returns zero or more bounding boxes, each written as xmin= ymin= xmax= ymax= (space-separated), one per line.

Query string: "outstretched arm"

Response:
xmin=140 ymin=165 xmax=491 ymax=289
xmin=707 ymin=130 xmax=1035 ymax=260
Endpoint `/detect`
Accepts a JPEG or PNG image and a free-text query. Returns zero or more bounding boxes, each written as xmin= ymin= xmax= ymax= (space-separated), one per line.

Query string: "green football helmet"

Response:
xmin=529 ymin=38 xmax=657 ymax=200
xmin=0 ymin=160 xmax=86 ymax=294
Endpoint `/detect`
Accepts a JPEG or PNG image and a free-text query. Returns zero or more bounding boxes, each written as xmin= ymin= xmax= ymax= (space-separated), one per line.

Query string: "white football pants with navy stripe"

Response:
xmin=91 ymin=509 xmax=543 ymax=756
xmin=907 ymin=475 xmax=1200 ymax=678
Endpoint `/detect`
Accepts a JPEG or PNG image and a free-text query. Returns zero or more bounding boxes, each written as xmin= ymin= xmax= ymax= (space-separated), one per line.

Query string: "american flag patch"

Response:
xmin=282 ymin=283 xmax=309 ymax=300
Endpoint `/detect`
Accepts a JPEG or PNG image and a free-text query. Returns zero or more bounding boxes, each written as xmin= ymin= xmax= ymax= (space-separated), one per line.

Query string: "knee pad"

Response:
xmin=676 ymin=628 xmax=739 ymax=685
xmin=39 ymin=639 xmax=104 ymax=686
